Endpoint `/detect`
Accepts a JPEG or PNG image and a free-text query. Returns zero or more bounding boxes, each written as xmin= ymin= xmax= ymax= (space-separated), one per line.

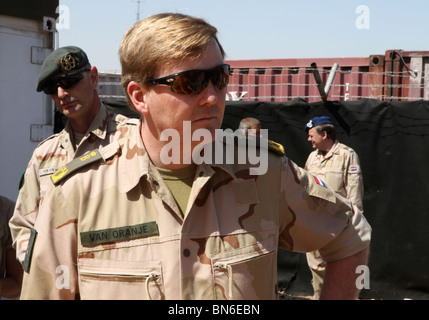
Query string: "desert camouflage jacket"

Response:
xmin=20 ymin=125 xmax=371 ymax=300
xmin=305 ymin=141 xmax=364 ymax=211
xmin=9 ymin=104 xmax=138 ymax=264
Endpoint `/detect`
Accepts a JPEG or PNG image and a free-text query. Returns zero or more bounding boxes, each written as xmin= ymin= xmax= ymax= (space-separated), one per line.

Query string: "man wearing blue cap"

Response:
xmin=304 ymin=116 xmax=364 ymax=299
xmin=9 ymin=46 xmax=138 ymax=267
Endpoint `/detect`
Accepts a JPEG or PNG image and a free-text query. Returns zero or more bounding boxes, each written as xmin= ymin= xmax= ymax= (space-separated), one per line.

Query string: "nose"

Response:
xmin=199 ymin=81 xmax=221 ymax=106
xmin=56 ymin=85 xmax=68 ymax=98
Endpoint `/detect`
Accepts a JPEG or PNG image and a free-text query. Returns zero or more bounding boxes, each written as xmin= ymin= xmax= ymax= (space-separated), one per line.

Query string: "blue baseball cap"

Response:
xmin=304 ymin=116 xmax=333 ymax=132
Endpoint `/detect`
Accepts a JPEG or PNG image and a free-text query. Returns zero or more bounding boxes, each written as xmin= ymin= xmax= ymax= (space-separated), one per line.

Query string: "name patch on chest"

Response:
xmin=80 ymin=222 xmax=159 ymax=246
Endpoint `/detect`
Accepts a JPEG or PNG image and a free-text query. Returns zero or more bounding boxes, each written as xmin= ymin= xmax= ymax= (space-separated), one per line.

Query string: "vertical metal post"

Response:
xmin=324 ymin=63 xmax=338 ymax=96
xmin=311 ymin=62 xmax=327 ymax=101
xmin=369 ymin=55 xmax=385 ymax=100
xmin=311 ymin=62 xmax=338 ymax=101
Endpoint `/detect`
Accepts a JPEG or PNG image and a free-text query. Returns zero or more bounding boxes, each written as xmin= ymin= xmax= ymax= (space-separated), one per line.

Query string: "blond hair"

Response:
xmin=119 ymin=13 xmax=226 ymax=108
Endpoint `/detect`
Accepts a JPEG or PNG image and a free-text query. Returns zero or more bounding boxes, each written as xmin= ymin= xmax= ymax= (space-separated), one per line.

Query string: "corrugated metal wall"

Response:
xmin=98 ymin=72 xmax=124 ymax=100
xmin=226 ymin=57 xmax=370 ymax=102
xmin=98 ymin=50 xmax=429 ymax=103
xmin=226 ymin=50 xmax=429 ymax=102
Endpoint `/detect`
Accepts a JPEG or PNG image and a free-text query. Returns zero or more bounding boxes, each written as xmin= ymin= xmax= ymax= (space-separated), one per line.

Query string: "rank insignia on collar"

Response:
xmin=51 ymin=149 xmax=103 ymax=185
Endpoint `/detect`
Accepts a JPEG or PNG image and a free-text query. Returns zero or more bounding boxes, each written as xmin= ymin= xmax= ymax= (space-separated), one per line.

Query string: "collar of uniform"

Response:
xmin=58 ymin=104 xmax=109 ymax=149
xmin=116 ymin=122 xmax=150 ymax=193
xmin=85 ymin=103 xmax=110 ymax=140
xmin=58 ymin=122 xmax=76 ymax=154
xmin=118 ymin=128 xmax=241 ymax=194
xmin=317 ymin=139 xmax=340 ymax=159
xmin=196 ymin=137 xmax=243 ymax=181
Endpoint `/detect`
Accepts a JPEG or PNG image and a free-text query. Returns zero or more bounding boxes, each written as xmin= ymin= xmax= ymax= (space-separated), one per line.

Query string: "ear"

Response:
xmin=89 ymin=66 xmax=99 ymax=88
xmin=127 ymin=81 xmax=149 ymax=115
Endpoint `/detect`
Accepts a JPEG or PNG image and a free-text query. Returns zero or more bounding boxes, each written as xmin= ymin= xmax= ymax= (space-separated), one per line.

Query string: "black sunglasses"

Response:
xmin=147 ymin=64 xmax=231 ymax=95
xmin=43 ymin=68 xmax=91 ymax=95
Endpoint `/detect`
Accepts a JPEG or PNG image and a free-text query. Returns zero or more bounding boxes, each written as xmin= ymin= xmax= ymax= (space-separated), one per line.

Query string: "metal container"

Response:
xmin=225 ymin=50 xmax=429 ymax=102
xmin=97 ymin=50 xmax=429 ymax=103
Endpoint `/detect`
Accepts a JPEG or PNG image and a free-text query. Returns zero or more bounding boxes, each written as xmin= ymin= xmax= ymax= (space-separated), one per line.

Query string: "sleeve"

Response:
xmin=344 ymin=151 xmax=364 ymax=211
xmin=304 ymin=151 xmax=315 ymax=171
xmin=9 ymin=154 xmax=42 ymax=264
xmin=19 ymin=186 xmax=79 ymax=300
xmin=279 ymin=157 xmax=371 ymax=262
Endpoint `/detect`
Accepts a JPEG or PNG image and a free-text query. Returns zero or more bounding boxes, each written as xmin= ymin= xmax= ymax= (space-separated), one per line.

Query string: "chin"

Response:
xmin=194 ymin=118 xmax=220 ymax=130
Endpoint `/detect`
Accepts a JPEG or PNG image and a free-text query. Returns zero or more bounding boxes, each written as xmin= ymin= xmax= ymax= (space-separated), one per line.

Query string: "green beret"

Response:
xmin=36 ymin=46 xmax=89 ymax=92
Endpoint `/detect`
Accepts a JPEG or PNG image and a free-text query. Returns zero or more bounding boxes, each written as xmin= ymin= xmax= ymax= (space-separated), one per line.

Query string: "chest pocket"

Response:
xmin=323 ymin=156 xmax=346 ymax=193
xmin=211 ymin=233 xmax=277 ymax=300
xmin=78 ymin=258 xmax=164 ymax=300
xmin=324 ymin=169 xmax=345 ymax=193
xmin=39 ymin=167 xmax=59 ymax=197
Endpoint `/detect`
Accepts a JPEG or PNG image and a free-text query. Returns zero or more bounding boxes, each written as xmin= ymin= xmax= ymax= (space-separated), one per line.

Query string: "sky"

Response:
xmin=57 ymin=0 xmax=429 ymax=73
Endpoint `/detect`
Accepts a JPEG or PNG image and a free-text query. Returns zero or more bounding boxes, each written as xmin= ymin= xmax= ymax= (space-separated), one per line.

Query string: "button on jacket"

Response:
xmin=20 ymin=124 xmax=371 ymax=300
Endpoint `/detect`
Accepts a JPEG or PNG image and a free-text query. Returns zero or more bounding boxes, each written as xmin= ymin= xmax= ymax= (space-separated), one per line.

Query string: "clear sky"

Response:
xmin=58 ymin=0 xmax=429 ymax=73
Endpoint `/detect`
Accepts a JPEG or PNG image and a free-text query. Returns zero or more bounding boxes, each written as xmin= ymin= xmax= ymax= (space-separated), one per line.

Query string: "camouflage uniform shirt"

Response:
xmin=9 ymin=104 xmax=138 ymax=264
xmin=305 ymin=140 xmax=364 ymax=211
xmin=20 ymin=125 xmax=371 ymax=300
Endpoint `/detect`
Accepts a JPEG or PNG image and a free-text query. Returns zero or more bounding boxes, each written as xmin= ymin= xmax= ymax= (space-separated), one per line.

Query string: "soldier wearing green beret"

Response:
xmin=9 ymin=46 xmax=138 ymax=266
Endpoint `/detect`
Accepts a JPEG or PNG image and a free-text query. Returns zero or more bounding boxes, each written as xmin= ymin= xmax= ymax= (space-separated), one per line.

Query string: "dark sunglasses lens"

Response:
xmin=43 ymin=83 xmax=58 ymax=94
xmin=43 ymin=72 xmax=85 ymax=94
xmin=58 ymin=75 xmax=83 ymax=89
xmin=212 ymin=65 xmax=230 ymax=89
xmin=172 ymin=70 xmax=206 ymax=94
xmin=172 ymin=65 xmax=229 ymax=95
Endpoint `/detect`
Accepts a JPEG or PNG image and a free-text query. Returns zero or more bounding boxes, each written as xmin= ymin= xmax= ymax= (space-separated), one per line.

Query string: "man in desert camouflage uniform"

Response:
xmin=18 ymin=13 xmax=371 ymax=300
xmin=9 ymin=46 xmax=138 ymax=266
xmin=304 ymin=116 xmax=365 ymax=299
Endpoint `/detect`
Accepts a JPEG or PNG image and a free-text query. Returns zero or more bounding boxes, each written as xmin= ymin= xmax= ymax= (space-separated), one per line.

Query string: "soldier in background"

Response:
xmin=304 ymin=116 xmax=365 ymax=299
xmin=239 ymin=117 xmax=262 ymax=136
xmin=19 ymin=13 xmax=370 ymax=300
xmin=9 ymin=46 xmax=138 ymax=267
xmin=0 ymin=196 xmax=22 ymax=299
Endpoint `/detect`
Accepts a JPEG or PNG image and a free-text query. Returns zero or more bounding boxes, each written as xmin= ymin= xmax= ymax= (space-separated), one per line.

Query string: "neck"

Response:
xmin=320 ymin=139 xmax=335 ymax=156
xmin=69 ymin=96 xmax=101 ymax=133
xmin=141 ymin=123 xmax=196 ymax=170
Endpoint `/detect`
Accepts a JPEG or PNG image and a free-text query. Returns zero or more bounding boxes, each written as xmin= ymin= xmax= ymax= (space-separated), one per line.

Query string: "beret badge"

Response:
xmin=57 ymin=53 xmax=78 ymax=73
